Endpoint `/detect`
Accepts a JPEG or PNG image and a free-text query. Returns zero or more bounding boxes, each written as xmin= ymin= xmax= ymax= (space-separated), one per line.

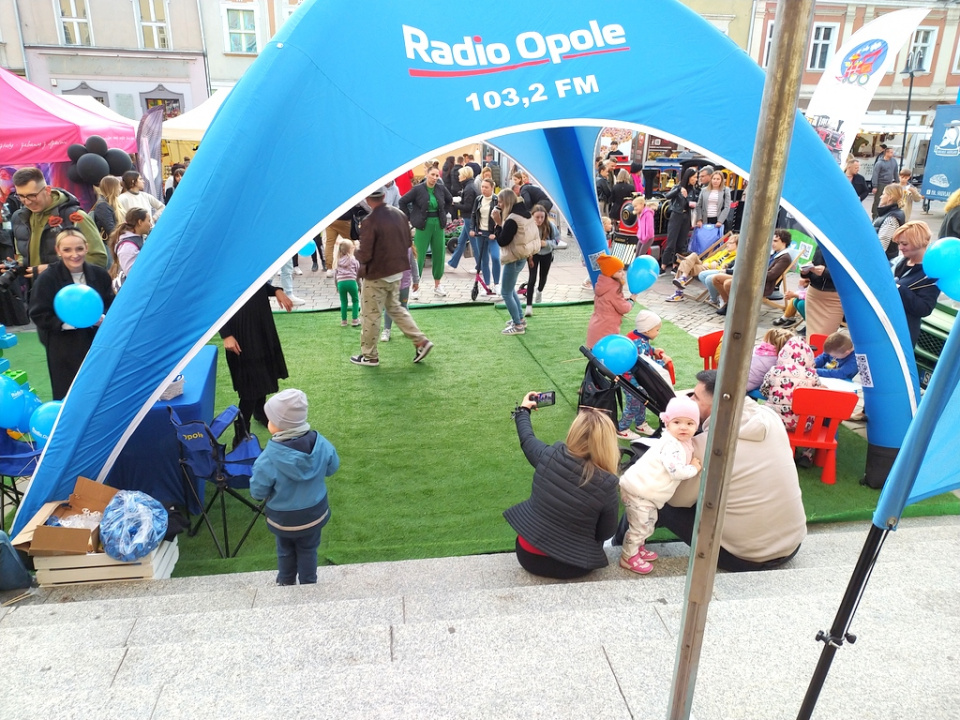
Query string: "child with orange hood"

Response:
xmin=586 ymin=253 xmax=638 ymax=348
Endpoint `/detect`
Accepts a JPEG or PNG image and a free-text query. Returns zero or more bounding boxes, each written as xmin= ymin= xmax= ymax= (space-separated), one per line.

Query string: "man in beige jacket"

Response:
xmin=660 ymin=369 xmax=807 ymax=571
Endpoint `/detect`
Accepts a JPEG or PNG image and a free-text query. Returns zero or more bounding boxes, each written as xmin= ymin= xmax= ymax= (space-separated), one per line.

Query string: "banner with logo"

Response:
xmin=920 ymin=104 xmax=960 ymax=201
xmin=805 ymin=7 xmax=928 ymax=165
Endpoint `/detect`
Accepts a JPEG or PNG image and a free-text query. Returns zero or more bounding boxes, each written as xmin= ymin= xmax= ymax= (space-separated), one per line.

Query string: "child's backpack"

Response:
xmin=578 ymin=361 xmax=622 ymax=424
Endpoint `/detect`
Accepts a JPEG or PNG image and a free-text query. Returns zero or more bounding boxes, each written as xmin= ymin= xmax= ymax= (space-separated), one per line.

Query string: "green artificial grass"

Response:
xmin=3 ymin=305 xmax=957 ymax=576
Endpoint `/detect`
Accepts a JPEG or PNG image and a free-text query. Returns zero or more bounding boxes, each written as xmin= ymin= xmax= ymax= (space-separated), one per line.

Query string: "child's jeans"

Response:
xmin=276 ymin=524 xmax=323 ymax=585
xmin=338 ymin=279 xmax=359 ymax=321
xmin=620 ymin=488 xmax=657 ymax=559
xmin=383 ymin=286 xmax=410 ymax=330
xmin=618 ymin=380 xmax=646 ymax=431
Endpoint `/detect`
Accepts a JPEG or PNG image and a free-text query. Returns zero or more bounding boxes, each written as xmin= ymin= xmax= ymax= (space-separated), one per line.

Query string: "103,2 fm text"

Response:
xmin=465 ymin=75 xmax=598 ymax=111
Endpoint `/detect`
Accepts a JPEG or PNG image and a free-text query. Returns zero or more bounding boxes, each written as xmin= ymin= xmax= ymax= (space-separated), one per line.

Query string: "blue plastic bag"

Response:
xmin=100 ymin=491 xmax=168 ymax=562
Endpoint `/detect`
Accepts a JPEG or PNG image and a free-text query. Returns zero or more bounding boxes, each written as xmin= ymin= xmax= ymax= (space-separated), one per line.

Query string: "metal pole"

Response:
xmin=900 ymin=52 xmax=915 ymax=167
xmin=666 ymin=1 xmax=816 ymax=718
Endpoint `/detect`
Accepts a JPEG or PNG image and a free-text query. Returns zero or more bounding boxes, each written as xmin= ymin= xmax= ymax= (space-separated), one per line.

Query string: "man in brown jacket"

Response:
xmin=350 ymin=187 xmax=433 ymax=367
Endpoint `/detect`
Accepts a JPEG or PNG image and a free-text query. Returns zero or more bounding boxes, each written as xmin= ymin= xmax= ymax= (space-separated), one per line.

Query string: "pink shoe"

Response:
xmin=636 ymin=546 xmax=658 ymax=562
xmin=620 ymin=552 xmax=654 ymax=575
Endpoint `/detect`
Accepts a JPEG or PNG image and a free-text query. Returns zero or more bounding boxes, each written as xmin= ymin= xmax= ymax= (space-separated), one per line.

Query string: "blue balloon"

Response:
xmin=17 ymin=390 xmax=42 ymax=434
xmin=922 ymin=237 xmax=960 ymax=280
xmin=298 ymin=240 xmax=318 ymax=257
xmin=627 ymin=263 xmax=659 ymax=294
xmin=593 ymin=334 xmax=639 ymax=376
xmin=53 ymin=285 xmax=104 ymax=329
xmin=29 ymin=400 xmax=63 ymax=449
xmin=937 ymin=273 xmax=960 ymax=302
xmin=633 ymin=254 xmax=660 ymax=275
xmin=0 ymin=375 xmax=25 ymax=429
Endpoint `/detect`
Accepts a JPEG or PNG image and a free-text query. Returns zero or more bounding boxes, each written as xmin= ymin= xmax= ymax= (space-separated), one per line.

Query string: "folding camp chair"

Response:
xmin=0 ymin=433 xmax=40 ymax=529
xmin=169 ymin=405 xmax=265 ymax=558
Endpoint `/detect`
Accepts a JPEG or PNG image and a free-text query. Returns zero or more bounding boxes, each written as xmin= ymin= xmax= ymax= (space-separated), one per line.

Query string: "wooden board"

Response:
xmin=35 ymin=538 xmax=178 ymax=587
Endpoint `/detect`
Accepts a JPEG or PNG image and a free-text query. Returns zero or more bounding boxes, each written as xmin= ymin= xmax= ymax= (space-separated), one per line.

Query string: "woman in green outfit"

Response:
xmin=399 ymin=166 xmax=454 ymax=297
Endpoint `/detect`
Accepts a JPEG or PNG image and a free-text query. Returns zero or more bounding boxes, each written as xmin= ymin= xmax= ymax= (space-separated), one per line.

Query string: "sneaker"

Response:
xmin=325 ymin=269 xmax=334 ymax=278
xmin=534 ymin=290 xmax=542 ymax=304
xmin=716 ymin=304 xmax=727 ymax=316
xmin=672 ymin=275 xmax=689 ymax=289
xmin=502 ymin=324 xmax=525 ymax=335
xmin=433 ymin=284 xmax=448 ymax=297
xmin=341 ymin=320 xmax=348 ymax=327
xmin=293 ymin=267 xmax=303 ymax=276
xmin=524 ymin=306 xmax=533 ymax=318
xmin=619 ymin=552 xmax=654 ymax=575
xmin=636 ymin=422 xmax=656 ymax=436
xmin=665 ymin=292 xmax=684 ymax=303
xmin=617 ymin=428 xmax=641 ymax=440
xmin=772 ymin=316 xmax=788 ymax=326
xmin=780 ymin=316 xmax=801 ymax=328
xmin=492 ymin=284 xmax=500 ymax=296
xmin=288 ymin=294 xmax=306 ymax=306
xmin=413 ymin=340 xmax=434 ymax=363
xmin=311 ymin=261 xmax=319 ymax=272
xmin=350 ymin=354 xmax=379 ymax=366
xmin=636 ymin=545 xmax=659 ymax=562
xmin=351 ymin=318 xmax=361 ymax=327
xmin=380 ymin=328 xmax=391 ymax=342
xmin=706 ymin=298 xmax=721 ymax=309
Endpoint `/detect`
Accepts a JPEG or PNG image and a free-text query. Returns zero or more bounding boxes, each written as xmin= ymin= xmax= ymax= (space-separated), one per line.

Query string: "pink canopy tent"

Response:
xmin=0 ymin=67 xmax=136 ymax=165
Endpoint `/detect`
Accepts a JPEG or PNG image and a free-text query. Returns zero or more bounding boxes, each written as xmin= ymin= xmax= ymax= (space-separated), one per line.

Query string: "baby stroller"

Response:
xmin=579 ymin=345 xmax=678 ymax=547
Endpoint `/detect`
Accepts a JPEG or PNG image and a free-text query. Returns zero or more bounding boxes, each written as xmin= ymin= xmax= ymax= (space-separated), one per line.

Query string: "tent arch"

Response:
xmin=13 ymin=0 xmax=920 ymax=534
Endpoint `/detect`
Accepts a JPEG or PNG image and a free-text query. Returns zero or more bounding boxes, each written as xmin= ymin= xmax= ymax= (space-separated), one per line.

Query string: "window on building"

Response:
xmin=222 ymin=5 xmax=258 ymax=54
xmin=808 ymin=24 xmax=838 ymax=71
xmin=146 ymin=97 xmax=182 ymax=119
xmin=954 ymin=44 xmax=960 ymax=74
xmin=909 ymin=28 xmax=937 ymax=73
xmin=762 ymin=22 xmax=775 ymax=67
xmin=58 ymin=0 xmax=91 ymax=46
xmin=138 ymin=0 xmax=169 ymax=50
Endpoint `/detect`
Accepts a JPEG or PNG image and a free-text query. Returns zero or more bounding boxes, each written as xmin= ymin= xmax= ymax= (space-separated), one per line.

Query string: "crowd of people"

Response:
xmin=2 ymin=143 xmax=955 ymax=586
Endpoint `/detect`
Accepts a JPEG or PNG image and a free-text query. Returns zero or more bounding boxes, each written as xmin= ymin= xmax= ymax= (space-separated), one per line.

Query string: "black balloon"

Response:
xmin=67 ymin=144 xmax=87 ymax=163
xmin=66 ymin=164 xmax=82 ymax=183
xmin=104 ymin=148 xmax=133 ymax=176
xmin=84 ymin=135 xmax=109 ymax=156
xmin=76 ymin=153 xmax=110 ymax=185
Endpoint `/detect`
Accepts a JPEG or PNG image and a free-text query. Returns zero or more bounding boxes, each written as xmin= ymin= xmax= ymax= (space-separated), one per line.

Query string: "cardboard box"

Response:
xmin=12 ymin=477 xmax=119 ymax=556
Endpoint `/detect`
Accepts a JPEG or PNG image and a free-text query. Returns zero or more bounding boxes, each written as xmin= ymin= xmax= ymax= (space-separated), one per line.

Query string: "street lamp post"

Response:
xmin=900 ymin=49 xmax=919 ymax=169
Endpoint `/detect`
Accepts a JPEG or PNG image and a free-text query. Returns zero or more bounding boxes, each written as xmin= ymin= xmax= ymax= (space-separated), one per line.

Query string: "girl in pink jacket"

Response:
xmin=586 ymin=254 xmax=637 ymax=348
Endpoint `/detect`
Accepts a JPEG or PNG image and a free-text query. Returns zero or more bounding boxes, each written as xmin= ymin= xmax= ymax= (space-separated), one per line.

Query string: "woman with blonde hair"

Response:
xmin=91 ymin=176 xmax=124 ymax=240
xmin=28 ymin=229 xmax=114 ymax=399
xmin=874 ymin=183 xmax=905 ymax=259
xmin=494 ymin=188 xmax=540 ymax=334
xmin=892 ymin=221 xmax=939 ymax=346
xmin=939 ymin=187 xmax=960 ymax=240
xmin=503 ymin=395 xmax=620 ymax=578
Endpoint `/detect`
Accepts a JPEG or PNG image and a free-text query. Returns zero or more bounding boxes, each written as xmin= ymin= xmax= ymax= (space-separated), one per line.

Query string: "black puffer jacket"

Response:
xmin=398 ymin=182 xmax=453 ymax=230
xmin=503 ymin=409 xmax=619 ymax=569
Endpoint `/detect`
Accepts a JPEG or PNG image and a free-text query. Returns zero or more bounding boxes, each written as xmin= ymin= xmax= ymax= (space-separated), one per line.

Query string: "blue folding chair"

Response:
xmin=169 ymin=405 xmax=264 ymax=558
xmin=0 ymin=433 xmax=40 ymax=530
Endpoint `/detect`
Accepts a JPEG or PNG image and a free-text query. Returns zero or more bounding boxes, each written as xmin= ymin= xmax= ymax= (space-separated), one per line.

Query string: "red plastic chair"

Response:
xmin=787 ymin=387 xmax=859 ymax=485
xmin=808 ymin=333 xmax=828 ymax=358
xmin=698 ymin=330 xmax=723 ymax=370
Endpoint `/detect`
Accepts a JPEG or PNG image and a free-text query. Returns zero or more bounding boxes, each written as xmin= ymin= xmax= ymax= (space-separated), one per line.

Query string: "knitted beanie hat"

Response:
xmin=634 ymin=310 xmax=662 ymax=334
xmin=660 ymin=396 xmax=701 ymax=426
xmin=596 ymin=253 xmax=624 ymax=277
xmin=264 ymin=388 xmax=309 ymax=430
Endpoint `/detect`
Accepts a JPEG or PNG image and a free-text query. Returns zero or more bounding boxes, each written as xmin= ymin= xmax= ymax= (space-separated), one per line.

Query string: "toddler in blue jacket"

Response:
xmin=250 ymin=389 xmax=339 ymax=585
xmin=815 ymin=332 xmax=858 ymax=381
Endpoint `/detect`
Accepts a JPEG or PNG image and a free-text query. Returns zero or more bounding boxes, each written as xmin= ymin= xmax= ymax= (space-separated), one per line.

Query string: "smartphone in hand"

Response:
xmin=535 ymin=391 xmax=556 ymax=406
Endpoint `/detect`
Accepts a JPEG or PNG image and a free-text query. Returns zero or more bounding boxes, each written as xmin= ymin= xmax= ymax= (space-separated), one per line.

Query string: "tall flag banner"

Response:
xmin=805 ymin=8 xmax=928 ymax=165
xmin=920 ymin=104 xmax=960 ymax=202
xmin=136 ymin=105 xmax=165 ymax=200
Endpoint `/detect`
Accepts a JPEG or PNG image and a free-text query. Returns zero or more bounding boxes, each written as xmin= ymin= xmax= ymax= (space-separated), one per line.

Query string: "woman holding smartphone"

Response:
xmin=503 ymin=394 xmax=620 ymax=579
